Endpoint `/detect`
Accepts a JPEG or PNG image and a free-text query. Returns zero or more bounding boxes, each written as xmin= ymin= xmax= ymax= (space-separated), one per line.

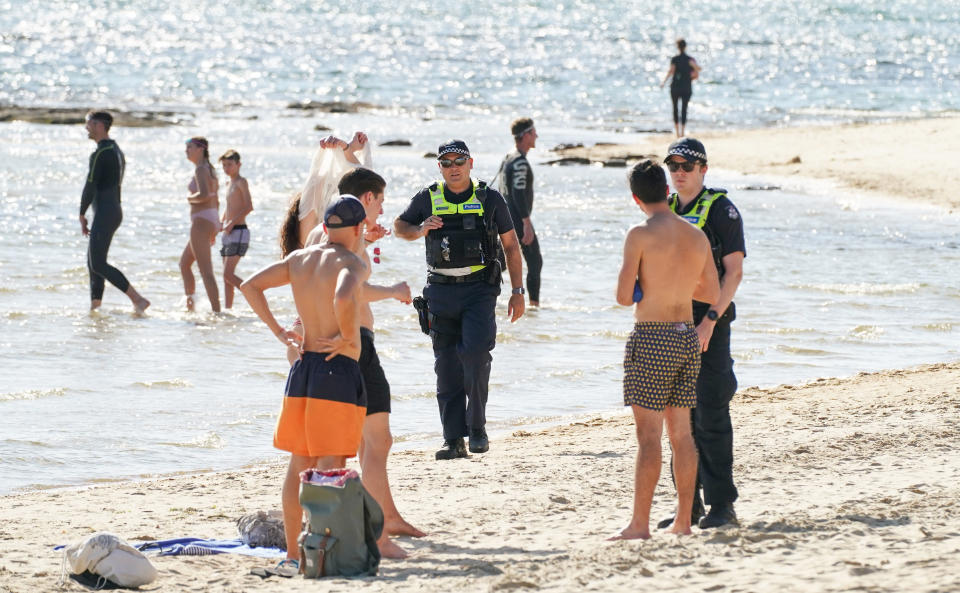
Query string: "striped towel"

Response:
xmin=136 ymin=537 xmax=285 ymax=559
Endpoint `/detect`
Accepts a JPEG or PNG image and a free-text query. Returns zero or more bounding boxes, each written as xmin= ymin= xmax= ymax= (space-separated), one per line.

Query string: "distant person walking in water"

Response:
xmin=218 ymin=150 xmax=253 ymax=310
xmin=661 ymin=38 xmax=701 ymax=138
xmin=495 ymin=117 xmax=543 ymax=306
xmin=79 ymin=111 xmax=150 ymax=313
xmin=611 ymin=159 xmax=719 ymax=540
xmin=180 ymin=137 xmax=221 ymax=313
xmin=658 ymin=137 xmax=745 ymax=530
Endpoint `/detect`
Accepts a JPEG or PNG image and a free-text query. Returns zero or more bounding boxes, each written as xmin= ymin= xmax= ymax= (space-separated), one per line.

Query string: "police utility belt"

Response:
xmin=427 ymin=269 xmax=488 ymax=284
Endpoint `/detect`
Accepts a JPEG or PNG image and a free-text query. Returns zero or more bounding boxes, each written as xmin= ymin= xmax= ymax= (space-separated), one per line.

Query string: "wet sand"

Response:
xmin=551 ymin=117 xmax=960 ymax=207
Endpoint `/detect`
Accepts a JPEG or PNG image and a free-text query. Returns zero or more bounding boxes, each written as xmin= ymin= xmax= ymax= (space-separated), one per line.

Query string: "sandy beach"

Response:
xmin=3 ymin=117 xmax=959 ymax=592
xmin=2 ymin=358 xmax=958 ymax=592
xmin=4 ymin=2 xmax=959 ymax=589
xmin=552 ymin=116 xmax=960 ymax=208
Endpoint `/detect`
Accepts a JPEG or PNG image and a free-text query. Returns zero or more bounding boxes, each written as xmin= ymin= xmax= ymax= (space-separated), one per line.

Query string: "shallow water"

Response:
xmin=2 ymin=111 xmax=959 ymax=494
xmin=2 ymin=2 xmax=960 ymax=493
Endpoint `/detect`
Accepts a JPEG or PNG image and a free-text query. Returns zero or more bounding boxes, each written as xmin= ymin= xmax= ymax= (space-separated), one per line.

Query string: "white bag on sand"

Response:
xmin=63 ymin=532 xmax=157 ymax=588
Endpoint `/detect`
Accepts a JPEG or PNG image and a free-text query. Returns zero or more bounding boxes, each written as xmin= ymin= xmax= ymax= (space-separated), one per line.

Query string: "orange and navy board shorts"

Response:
xmin=274 ymin=352 xmax=367 ymax=458
xmin=623 ymin=321 xmax=700 ymax=411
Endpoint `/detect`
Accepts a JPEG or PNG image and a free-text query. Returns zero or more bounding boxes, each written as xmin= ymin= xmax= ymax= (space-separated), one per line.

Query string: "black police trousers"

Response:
xmin=692 ymin=317 xmax=739 ymax=506
xmin=423 ymin=280 xmax=499 ymax=442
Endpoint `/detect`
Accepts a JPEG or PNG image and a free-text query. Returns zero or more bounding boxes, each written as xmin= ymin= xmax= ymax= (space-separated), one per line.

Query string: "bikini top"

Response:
xmin=189 ymin=164 xmax=218 ymax=197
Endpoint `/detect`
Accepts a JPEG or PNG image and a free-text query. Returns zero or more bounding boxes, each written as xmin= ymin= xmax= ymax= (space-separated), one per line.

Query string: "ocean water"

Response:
xmin=3 ymin=0 xmax=959 ymax=128
xmin=2 ymin=1 xmax=960 ymax=494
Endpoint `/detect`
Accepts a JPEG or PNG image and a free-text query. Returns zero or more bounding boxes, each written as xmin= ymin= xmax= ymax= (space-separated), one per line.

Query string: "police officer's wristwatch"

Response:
xmin=512 ymin=287 xmax=525 ymax=295
xmin=706 ymin=309 xmax=720 ymax=321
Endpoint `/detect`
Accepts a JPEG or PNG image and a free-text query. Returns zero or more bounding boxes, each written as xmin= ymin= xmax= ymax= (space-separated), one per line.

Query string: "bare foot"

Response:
xmin=669 ymin=524 xmax=693 ymax=536
xmin=185 ymin=295 xmax=195 ymax=312
xmin=607 ymin=526 xmax=651 ymax=541
xmin=385 ymin=518 xmax=426 ymax=538
xmin=90 ymin=299 xmax=102 ymax=311
xmin=377 ymin=537 xmax=408 ymax=559
xmin=134 ymin=297 xmax=151 ymax=315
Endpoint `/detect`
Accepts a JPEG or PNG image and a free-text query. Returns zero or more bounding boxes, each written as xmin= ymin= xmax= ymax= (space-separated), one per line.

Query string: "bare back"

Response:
xmin=619 ymin=212 xmax=717 ymax=323
xmin=289 ymin=243 xmax=368 ymax=359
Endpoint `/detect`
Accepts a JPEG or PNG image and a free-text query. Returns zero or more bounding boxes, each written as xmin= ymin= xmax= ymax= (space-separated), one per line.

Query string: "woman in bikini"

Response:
xmin=180 ymin=137 xmax=221 ymax=312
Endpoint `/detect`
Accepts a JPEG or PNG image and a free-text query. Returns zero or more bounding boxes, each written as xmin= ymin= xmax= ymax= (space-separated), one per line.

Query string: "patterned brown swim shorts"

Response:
xmin=623 ymin=321 xmax=700 ymax=411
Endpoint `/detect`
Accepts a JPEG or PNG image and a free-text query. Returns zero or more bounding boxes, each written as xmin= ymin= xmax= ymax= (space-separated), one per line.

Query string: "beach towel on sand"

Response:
xmin=136 ymin=537 xmax=285 ymax=559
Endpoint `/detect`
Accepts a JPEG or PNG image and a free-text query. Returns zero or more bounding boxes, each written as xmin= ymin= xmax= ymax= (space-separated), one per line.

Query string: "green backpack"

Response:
xmin=297 ymin=469 xmax=383 ymax=578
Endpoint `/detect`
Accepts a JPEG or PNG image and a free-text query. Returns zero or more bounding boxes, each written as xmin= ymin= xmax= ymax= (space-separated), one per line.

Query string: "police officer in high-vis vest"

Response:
xmin=659 ymin=137 xmax=746 ymax=529
xmin=394 ymin=140 xmax=526 ymax=460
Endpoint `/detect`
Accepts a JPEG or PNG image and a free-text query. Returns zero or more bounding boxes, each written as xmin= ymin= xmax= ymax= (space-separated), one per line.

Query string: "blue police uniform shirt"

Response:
xmin=398 ymin=181 xmax=515 ymax=235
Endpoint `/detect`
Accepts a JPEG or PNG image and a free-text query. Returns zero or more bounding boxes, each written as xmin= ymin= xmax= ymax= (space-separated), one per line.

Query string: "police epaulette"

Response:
xmin=427 ymin=182 xmax=439 ymax=191
xmin=708 ymin=187 xmax=728 ymax=195
xmin=476 ymin=180 xmax=488 ymax=203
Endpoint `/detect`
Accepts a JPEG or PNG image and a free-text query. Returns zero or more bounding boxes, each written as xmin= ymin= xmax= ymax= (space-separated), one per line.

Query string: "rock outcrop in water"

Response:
xmin=286 ymin=101 xmax=380 ymax=113
xmin=0 ymin=105 xmax=183 ymax=127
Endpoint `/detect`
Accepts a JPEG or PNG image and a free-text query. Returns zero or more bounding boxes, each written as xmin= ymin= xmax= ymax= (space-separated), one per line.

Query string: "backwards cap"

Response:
xmin=324 ymin=195 xmax=366 ymax=228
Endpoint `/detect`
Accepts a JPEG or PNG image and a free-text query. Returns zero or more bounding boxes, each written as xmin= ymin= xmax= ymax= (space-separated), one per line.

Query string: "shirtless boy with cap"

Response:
xmin=610 ymin=160 xmax=720 ymax=540
xmin=240 ymin=195 xmax=369 ymax=562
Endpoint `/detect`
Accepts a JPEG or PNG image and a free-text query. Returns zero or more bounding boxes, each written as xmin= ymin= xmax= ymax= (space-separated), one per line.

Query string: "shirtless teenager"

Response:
xmin=319 ymin=168 xmax=425 ymax=560
xmin=239 ymin=196 xmax=369 ymax=564
xmin=218 ymin=150 xmax=253 ymax=309
xmin=610 ymin=160 xmax=720 ymax=540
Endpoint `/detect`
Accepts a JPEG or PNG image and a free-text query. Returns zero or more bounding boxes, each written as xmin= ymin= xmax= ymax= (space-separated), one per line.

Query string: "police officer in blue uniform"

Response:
xmin=394 ymin=140 xmax=526 ymax=460
xmin=658 ymin=137 xmax=745 ymax=529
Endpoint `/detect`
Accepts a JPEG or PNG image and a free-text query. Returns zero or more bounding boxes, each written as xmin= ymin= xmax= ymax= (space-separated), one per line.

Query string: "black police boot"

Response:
xmin=656 ymin=491 xmax=705 ymax=529
xmin=698 ymin=503 xmax=738 ymax=529
xmin=468 ymin=428 xmax=489 ymax=454
xmin=435 ymin=438 xmax=468 ymax=460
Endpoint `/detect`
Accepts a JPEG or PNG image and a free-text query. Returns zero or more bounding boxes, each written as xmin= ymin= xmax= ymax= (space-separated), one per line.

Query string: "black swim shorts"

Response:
xmin=359 ymin=328 xmax=391 ymax=416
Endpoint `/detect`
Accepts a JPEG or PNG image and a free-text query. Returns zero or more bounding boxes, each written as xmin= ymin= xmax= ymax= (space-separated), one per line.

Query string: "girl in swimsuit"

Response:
xmin=180 ymin=137 xmax=221 ymax=312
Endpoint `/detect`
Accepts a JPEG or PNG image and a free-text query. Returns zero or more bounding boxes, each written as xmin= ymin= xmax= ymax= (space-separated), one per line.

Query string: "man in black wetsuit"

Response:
xmin=79 ymin=111 xmax=149 ymax=313
xmin=657 ymin=137 xmax=745 ymax=529
xmin=394 ymin=140 xmax=525 ymax=460
xmin=495 ymin=117 xmax=542 ymax=306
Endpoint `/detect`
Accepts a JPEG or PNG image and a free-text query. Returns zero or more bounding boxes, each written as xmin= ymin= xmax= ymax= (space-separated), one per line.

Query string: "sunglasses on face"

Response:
xmin=439 ymin=156 xmax=469 ymax=168
xmin=666 ymin=160 xmax=699 ymax=173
